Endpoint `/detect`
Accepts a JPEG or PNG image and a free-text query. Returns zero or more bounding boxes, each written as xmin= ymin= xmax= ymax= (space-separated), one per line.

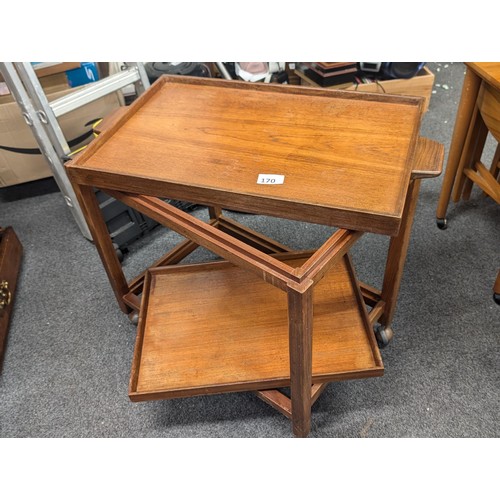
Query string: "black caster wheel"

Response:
xmin=374 ymin=325 xmax=394 ymax=348
xmin=436 ymin=218 xmax=448 ymax=230
xmin=112 ymin=242 xmax=124 ymax=263
xmin=128 ymin=311 xmax=139 ymax=325
xmin=494 ymin=293 xmax=500 ymax=305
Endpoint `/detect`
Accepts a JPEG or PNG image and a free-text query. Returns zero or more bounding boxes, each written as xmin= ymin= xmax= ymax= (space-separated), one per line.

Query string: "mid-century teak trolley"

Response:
xmin=67 ymin=76 xmax=443 ymax=437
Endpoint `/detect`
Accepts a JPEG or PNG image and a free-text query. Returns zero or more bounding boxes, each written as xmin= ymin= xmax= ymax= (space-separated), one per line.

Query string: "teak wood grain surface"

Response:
xmin=129 ymin=255 xmax=383 ymax=402
xmin=67 ymin=75 xmax=424 ymax=236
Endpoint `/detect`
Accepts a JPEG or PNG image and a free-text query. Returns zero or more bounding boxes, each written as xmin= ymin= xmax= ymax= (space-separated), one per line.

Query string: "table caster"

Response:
xmin=436 ymin=218 xmax=447 ymax=230
xmin=374 ymin=324 xmax=394 ymax=348
xmin=128 ymin=311 xmax=139 ymax=325
xmin=494 ymin=293 xmax=500 ymax=305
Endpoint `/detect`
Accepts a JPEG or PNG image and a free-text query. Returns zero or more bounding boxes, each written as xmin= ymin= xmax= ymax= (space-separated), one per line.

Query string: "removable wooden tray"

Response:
xmin=67 ymin=75 xmax=424 ymax=236
xmin=129 ymin=253 xmax=383 ymax=401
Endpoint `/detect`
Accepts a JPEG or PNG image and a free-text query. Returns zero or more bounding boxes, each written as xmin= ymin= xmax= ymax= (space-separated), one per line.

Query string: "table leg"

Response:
xmin=491 ymin=144 xmax=500 ymax=180
xmin=436 ymin=67 xmax=482 ymax=228
xmin=73 ymin=184 xmax=130 ymax=314
xmin=454 ymin=109 xmax=489 ymax=202
xmin=287 ymin=286 xmax=313 ymax=438
xmin=493 ymin=270 xmax=500 ymax=305
xmin=380 ymin=179 xmax=421 ymax=332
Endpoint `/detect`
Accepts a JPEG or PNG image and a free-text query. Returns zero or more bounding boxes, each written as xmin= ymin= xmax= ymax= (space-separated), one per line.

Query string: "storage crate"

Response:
xmin=95 ymin=190 xmax=159 ymax=259
xmin=95 ymin=190 xmax=199 ymax=259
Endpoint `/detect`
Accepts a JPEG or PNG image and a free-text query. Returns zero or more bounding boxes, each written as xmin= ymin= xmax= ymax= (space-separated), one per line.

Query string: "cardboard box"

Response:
xmin=296 ymin=66 xmax=435 ymax=112
xmin=0 ymin=72 xmax=69 ymax=98
xmin=0 ymin=63 xmax=80 ymax=83
xmin=0 ymin=83 xmax=123 ymax=187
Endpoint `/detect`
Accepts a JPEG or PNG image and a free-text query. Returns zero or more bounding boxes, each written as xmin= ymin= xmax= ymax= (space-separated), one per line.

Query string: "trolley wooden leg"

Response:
xmin=207 ymin=205 xmax=222 ymax=219
xmin=380 ymin=179 xmax=422 ymax=329
xmin=436 ymin=68 xmax=482 ymax=226
xmin=73 ymin=184 xmax=130 ymax=314
xmin=287 ymin=286 xmax=313 ymax=438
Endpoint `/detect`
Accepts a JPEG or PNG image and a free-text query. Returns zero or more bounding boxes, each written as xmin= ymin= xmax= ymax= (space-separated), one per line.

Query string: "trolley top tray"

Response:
xmin=67 ymin=76 xmax=424 ymax=235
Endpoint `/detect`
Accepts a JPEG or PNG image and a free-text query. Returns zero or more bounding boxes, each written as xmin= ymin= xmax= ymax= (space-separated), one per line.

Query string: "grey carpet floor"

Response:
xmin=0 ymin=62 xmax=498 ymax=438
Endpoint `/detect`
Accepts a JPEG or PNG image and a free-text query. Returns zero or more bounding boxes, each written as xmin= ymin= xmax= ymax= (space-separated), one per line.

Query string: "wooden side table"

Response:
xmin=436 ymin=62 xmax=500 ymax=228
xmin=435 ymin=63 xmax=500 ymax=303
xmin=67 ymin=76 xmax=443 ymax=437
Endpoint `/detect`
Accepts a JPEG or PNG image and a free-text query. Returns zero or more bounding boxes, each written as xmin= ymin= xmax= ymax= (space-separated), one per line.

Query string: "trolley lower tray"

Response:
xmin=129 ymin=252 xmax=383 ymax=401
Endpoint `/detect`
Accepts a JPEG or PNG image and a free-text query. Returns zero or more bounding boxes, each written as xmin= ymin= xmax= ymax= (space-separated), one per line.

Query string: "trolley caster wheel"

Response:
xmin=128 ymin=311 xmax=139 ymax=325
xmin=436 ymin=218 xmax=448 ymax=230
xmin=494 ymin=293 xmax=500 ymax=305
xmin=113 ymin=242 xmax=124 ymax=263
xmin=374 ymin=325 xmax=394 ymax=348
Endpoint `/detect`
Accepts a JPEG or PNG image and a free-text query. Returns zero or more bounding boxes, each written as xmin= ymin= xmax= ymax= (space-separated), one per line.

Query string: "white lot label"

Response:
xmin=257 ymin=174 xmax=285 ymax=185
